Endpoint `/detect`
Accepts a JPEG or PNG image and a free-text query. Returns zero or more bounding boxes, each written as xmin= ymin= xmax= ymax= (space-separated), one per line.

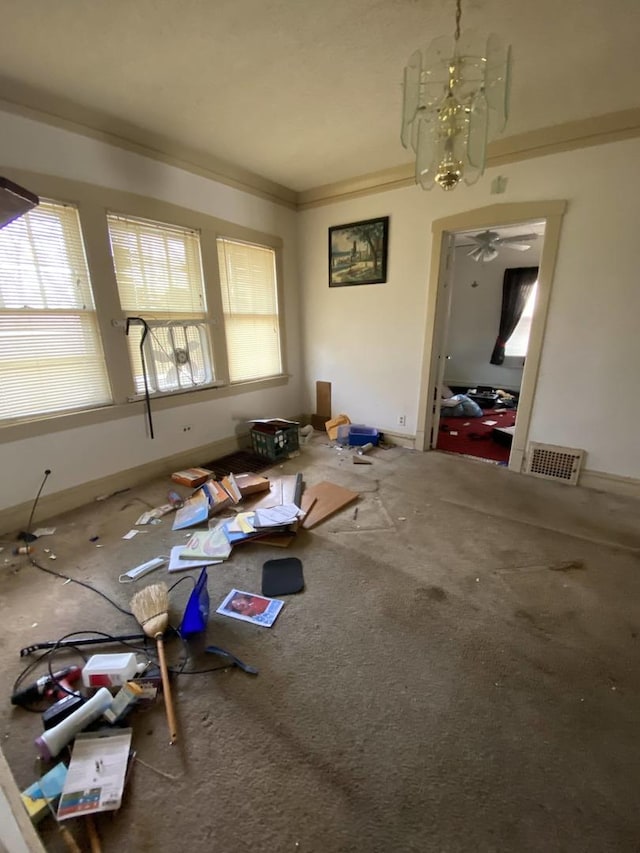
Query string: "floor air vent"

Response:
xmin=525 ymin=442 xmax=584 ymax=485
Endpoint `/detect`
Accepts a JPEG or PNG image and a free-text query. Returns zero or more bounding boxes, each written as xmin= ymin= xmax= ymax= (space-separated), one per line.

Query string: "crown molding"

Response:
xmin=1 ymin=78 xmax=639 ymax=213
xmin=297 ymin=108 xmax=640 ymax=209
xmin=0 ymin=79 xmax=297 ymax=209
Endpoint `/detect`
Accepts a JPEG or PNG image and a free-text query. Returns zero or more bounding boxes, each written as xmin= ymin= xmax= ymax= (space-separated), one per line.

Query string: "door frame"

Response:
xmin=415 ymin=200 xmax=567 ymax=472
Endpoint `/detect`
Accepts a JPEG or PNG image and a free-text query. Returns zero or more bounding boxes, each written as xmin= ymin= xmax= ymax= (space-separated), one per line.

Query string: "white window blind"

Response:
xmin=505 ymin=282 xmax=538 ymax=358
xmin=107 ymin=213 xmax=213 ymax=394
xmin=217 ymin=237 xmax=282 ymax=383
xmin=0 ymin=200 xmax=111 ymax=422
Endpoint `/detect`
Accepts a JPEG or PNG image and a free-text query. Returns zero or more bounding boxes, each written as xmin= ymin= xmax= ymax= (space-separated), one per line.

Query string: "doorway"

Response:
xmin=415 ymin=201 xmax=567 ymax=474
xmin=435 ymin=221 xmax=545 ymax=465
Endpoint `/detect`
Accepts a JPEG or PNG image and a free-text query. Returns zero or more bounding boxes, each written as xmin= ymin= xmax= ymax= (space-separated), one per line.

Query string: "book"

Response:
xmin=216 ymin=588 xmax=284 ymax=628
xmin=220 ymin=472 xmax=242 ymax=504
xmin=172 ymin=488 xmax=210 ymax=530
xmin=234 ymin=472 xmax=270 ymax=496
xmin=168 ymin=544 xmax=223 ymax=572
xmin=199 ymin=479 xmax=232 ymax=514
xmin=180 ymin=526 xmax=232 ymax=561
xmin=170 ymin=467 xmax=213 ymax=488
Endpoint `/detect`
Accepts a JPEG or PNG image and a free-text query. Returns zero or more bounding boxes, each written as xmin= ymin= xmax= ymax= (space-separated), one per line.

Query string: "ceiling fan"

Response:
xmin=464 ymin=229 xmax=539 ymax=262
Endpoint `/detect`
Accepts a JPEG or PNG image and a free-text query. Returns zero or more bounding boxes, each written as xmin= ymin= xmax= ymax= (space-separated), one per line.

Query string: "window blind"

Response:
xmin=107 ymin=213 xmax=212 ymax=394
xmin=0 ymin=200 xmax=111 ymax=421
xmin=217 ymin=237 xmax=282 ymax=383
xmin=107 ymin=214 xmax=206 ymax=315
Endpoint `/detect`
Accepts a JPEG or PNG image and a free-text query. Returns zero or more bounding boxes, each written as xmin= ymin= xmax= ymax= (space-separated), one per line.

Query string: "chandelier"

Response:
xmin=401 ymin=0 xmax=511 ymax=191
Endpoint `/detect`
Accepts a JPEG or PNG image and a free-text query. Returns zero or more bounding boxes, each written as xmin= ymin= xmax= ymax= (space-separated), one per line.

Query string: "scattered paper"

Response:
xmin=449 ymin=430 xmax=458 ymax=436
xmin=482 ymin=420 xmax=498 ymax=426
xmin=135 ymin=504 xmax=174 ymax=525
xmin=253 ymin=504 xmax=301 ymax=528
xmin=225 ymin=512 xmax=256 ymax=534
xmin=33 ymin=527 xmax=56 ymax=537
xmin=57 ymin=729 xmax=132 ymax=820
xmin=216 ymin=589 xmax=284 ymax=628
xmin=122 ymin=529 xmax=139 ymax=540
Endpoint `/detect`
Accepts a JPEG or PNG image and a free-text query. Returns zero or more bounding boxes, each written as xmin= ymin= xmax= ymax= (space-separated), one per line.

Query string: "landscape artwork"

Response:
xmin=328 ymin=216 xmax=389 ymax=287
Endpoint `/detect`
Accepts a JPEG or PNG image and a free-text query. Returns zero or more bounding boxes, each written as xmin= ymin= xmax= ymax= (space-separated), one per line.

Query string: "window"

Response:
xmin=217 ymin=237 xmax=282 ymax=383
xmin=0 ymin=200 xmax=111 ymax=422
xmin=107 ymin=213 xmax=214 ymax=395
xmin=505 ymin=282 xmax=538 ymax=358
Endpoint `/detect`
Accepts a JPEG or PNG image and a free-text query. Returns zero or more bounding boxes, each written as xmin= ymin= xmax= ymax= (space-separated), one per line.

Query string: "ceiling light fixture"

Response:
xmin=401 ymin=0 xmax=511 ymax=191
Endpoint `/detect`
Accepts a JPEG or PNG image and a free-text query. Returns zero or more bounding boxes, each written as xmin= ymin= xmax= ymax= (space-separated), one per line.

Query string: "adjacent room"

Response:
xmin=436 ymin=221 xmax=544 ymax=464
xmin=1 ymin=2 xmax=640 ymax=852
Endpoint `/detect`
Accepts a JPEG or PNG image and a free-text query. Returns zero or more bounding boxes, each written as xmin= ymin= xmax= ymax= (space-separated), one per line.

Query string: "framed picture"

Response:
xmin=328 ymin=216 xmax=389 ymax=287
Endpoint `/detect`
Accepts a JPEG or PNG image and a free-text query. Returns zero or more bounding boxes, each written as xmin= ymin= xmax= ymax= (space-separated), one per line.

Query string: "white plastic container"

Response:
xmin=81 ymin=652 xmax=139 ymax=688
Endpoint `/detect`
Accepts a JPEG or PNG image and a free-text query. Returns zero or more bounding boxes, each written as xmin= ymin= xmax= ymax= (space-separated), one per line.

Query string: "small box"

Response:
xmin=348 ymin=426 xmax=379 ymax=447
xmin=250 ymin=421 xmax=300 ymax=461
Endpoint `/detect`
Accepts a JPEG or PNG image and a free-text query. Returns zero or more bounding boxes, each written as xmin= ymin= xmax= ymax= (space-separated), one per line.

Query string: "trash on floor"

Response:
xmin=216 ymin=589 xmax=284 ymax=628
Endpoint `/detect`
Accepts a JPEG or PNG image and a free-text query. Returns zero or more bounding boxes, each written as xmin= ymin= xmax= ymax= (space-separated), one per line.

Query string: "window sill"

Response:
xmin=0 ymin=373 xmax=290 ymax=444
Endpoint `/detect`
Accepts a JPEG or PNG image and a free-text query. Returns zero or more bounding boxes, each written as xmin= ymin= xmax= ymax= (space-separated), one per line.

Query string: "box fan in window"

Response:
xmin=130 ymin=320 xmax=215 ymax=395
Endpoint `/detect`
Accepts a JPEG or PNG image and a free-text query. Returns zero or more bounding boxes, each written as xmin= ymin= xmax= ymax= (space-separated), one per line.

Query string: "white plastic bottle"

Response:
xmin=35 ymin=687 xmax=113 ymax=760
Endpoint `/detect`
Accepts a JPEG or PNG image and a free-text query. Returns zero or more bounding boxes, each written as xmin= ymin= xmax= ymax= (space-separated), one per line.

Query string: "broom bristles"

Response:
xmin=130 ymin=582 xmax=169 ymax=638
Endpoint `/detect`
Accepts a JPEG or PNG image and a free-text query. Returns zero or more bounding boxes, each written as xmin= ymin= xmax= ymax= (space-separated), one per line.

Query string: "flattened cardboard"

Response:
xmin=301 ymin=481 xmax=359 ymax=529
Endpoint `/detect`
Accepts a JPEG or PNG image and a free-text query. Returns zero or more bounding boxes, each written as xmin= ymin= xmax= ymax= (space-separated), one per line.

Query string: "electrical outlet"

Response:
xmin=181 ymin=425 xmax=192 ymax=433
xmin=398 ymin=415 xmax=406 ymax=427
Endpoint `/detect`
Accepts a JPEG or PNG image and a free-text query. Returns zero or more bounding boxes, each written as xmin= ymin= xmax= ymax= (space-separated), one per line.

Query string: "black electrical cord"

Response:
xmin=30 ymin=555 xmax=134 ymax=617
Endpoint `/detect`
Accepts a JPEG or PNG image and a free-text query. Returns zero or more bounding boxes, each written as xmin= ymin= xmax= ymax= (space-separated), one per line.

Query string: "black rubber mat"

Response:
xmin=200 ymin=450 xmax=273 ymax=478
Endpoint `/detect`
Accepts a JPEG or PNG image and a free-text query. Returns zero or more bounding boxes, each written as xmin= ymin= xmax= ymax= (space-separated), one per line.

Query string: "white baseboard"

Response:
xmin=0 ymin=433 xmax=245 ymax=535
xmin=579 ymin=468 xmax=640 ymax=499
xmin=382 ymin=430 xmax=415 ymax=449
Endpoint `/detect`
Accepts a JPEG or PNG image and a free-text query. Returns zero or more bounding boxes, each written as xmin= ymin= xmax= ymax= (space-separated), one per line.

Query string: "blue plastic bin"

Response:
xmin=348 ymin=425 xmax=379 ymax=447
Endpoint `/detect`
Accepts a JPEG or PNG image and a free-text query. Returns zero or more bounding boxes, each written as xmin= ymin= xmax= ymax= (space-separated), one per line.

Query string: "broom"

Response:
xmin=130 ymin=582 xmax=178 ymax=744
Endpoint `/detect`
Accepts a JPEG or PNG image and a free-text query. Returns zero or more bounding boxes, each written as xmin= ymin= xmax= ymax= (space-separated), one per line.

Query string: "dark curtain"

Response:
xmin=490 ymin=266 xmax=539 ymax=365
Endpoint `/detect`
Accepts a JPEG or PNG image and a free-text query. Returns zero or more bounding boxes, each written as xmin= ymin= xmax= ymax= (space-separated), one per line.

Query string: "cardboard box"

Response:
xmin=325 ymin=414 xmax=350 ymax=442
xmin=234 ymin=473 xmax=270 ymax=496
xmin=171 ymin=467 xmax=213 ymax=488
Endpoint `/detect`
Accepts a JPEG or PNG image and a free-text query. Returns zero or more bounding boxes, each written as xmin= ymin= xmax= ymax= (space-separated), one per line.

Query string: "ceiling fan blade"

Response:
xmin=509 ymin=243 xmax=532 ymax=251
xmin=467 ymin=246 xmax=484 ymax=261
xmin=496 ymin=233 xmax=539 ymax=245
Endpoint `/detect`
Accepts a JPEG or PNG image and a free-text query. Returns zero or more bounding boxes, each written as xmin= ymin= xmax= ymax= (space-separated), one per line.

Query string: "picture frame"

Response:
xmin=328 ymin=216 xmax=389 ymax=287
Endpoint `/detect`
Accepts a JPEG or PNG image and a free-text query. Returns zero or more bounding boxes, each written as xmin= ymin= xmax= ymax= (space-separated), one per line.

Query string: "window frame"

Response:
xmin=0 ymin=168 xmax=288 ymax=443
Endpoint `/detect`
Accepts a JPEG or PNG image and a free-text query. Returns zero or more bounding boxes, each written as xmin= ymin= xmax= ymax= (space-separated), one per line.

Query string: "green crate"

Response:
xmin=250 ymin=424 xmax=299 ymax=461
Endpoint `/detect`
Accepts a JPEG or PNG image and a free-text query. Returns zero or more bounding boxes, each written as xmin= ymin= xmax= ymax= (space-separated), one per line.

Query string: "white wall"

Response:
xmin=298 ymin=138 xmax=640 ymax=479
xmin=444 ymin=241 xmax=542 ymax=391
xmin=0 ymin=110 xmax=303 ymax=511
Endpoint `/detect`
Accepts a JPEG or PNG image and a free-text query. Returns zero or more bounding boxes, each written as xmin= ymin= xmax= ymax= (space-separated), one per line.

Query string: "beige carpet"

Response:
xmin=1 ymin=439 xmax=640 ymax=852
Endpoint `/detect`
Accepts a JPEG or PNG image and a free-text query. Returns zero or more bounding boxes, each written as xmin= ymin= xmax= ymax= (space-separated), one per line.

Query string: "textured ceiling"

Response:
xmin=1 ymin=0 xmax=639 ymax=192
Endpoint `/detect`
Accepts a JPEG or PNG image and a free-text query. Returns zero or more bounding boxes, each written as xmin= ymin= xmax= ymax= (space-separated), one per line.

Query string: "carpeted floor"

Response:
xmin=1 ymin=437 xmax=640 ymax=852
xmin=437 ymin=407 xmax=517 ymax=463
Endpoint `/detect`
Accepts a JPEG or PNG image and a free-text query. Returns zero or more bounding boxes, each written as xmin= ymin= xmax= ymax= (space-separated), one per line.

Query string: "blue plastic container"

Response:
xmin=348 ymin=425 xmax=379 ymax=447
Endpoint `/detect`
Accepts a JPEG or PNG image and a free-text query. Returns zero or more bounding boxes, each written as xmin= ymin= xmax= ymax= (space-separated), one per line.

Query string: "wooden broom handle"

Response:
xmin=86 ymin=815 xmax=101 ymax=853
xmin=156 ymin=633 xmax=178 ymax=744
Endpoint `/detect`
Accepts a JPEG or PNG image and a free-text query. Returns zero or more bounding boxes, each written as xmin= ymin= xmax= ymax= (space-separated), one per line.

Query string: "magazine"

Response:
xmin=216 ymin=589 xmax=284 ymax=628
